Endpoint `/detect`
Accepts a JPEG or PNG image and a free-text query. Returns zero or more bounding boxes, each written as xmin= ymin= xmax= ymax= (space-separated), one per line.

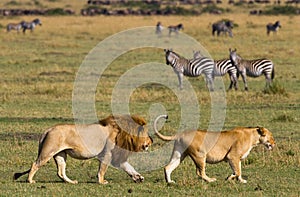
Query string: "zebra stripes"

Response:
xmin=22 ymin=18 xmax=42 ymax=33
xmin=193 ymin=51 xmax=238 ymax=90
xmin=6 ymin=21 xmax=25 ymax=33
xmin=229 ymin=48 xmax=275 ymax=91
xmin=164 ymin=49 xmax=214 ymax=91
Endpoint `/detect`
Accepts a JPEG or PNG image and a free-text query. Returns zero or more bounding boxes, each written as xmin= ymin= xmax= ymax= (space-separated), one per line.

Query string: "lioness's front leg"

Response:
xmin=227 ymin=159 xmax=247 ymax=183
xmin=97 ymin=162 xmax=109 ymax=184
xmin=119 ymin=162 xmax=144 ymax=183
xmin=195 ymin=157 xmax=217 ymax=183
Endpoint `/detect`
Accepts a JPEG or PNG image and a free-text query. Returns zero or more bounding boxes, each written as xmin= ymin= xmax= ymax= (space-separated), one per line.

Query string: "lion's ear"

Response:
xmin=257 ymin=127 xmax=266 ymax=136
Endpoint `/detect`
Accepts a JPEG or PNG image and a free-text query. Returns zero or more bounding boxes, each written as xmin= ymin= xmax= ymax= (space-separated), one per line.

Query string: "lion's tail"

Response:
xmin=13 ymin=169 xmax=30 ymax=181
xmin=154 ymin=114 xmax=177 ymax=141
xmin=37 ymin=127 xmax=53 ymax=155
xmin=13 ymin=127 xmax=53 ymax=181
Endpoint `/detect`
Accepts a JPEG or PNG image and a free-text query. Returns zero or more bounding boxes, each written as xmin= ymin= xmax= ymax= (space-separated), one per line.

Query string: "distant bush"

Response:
xmin=163 ymin=6 xmax=200 ymax=15
xmin=264 ymin=6 xmax=299 ymax=15
xmin=201 ymin=5 xmax=230 ymax=14
xmin=5 ymin=0 xmax=21 ymax=6
xmin=46 ymin=8 xmax=70 ymax=15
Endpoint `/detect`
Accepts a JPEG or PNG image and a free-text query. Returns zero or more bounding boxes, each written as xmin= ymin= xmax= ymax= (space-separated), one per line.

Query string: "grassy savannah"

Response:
xmin=0 ymin=1 xmax=299 ymax=196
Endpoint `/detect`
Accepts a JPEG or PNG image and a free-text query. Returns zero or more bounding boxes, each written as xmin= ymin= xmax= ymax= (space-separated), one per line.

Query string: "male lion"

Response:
xmin=154 ymin=115 xmax=275 ymax=183
xmin=14 ymin=114 xmax=153 ymax=184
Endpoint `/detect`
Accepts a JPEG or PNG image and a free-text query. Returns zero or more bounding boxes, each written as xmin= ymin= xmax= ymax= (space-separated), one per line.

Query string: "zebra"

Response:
xmin=156 ymin=22 xmax=163 ymax=36
xmin=22 ymin=18 xmax=42 ymax=33
xmin=266 ymin=21 xmax=281 ymax=35
xmin=167 ymin=24 xmax=184 ymax=36
xmin=164 ymin=49 xmax=214 ymax=91
xmin=6 ymin=21 xmax=25 ymax=33
xmin=229 ymin=48 xmax=275 ymax=91
xmin=193 ymin=51 xmax=239 ymax=90
xmin=212 ymin=20 xmax=233 ymax=37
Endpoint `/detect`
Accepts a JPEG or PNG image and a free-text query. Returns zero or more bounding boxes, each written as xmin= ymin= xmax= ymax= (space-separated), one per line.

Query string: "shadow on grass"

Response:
xmin=0 ymin=116 xmax=74 ymax=123
xmin=0 ymin=116 xmax=75 ymax=141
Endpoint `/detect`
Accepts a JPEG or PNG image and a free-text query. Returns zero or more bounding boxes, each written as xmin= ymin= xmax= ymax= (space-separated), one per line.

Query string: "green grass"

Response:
xmin=0 ymin=7 xmax=299 ymax=197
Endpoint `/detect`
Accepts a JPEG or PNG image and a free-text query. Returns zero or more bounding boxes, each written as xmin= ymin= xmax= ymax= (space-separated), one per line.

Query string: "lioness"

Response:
xmin=14 ymin=114 xmax=153 ymax=184
xmin=154 ymin=115 xmax=275 ymax=183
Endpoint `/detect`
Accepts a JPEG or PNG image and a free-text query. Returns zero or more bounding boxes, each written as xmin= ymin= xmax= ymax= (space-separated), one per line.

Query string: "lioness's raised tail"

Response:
xmin=153 ymin=114 xmax=177 ymax=141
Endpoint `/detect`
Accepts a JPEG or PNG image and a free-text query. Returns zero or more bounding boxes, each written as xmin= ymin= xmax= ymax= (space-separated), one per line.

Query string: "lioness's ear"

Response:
xmin=257 ymin=127 xmax=266 ymax=136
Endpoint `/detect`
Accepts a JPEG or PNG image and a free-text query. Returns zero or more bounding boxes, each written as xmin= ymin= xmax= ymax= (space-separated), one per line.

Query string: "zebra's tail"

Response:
xmin=271 ymin=67 xmax=275 ymax=80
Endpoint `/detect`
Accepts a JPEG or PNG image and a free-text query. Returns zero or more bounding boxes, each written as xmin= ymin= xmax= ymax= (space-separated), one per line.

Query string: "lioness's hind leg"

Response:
xmin=164 ymin=150 xmax=184 ymax=183
xmin=54 ymin=152 xmax=78 ymax=184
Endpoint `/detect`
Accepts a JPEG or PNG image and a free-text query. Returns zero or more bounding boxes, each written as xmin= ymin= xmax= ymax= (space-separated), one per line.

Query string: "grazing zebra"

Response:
xmin=229 ymin=48 xmax=275 ymax=91
xmin=212 ymin=20 xmax=233 ymax=37
xmin=22 ymin=18 xmax=42 ymax=33
xmin=156 ymin=21 xmax=163 ymax=36
xmin=266 ymin=21 xmax=281 ymax=35
xmin=193 ymin=51 xmax=238 ymax=90
xmin=168 ymin=24 xmax=184 ymax=36
xmin=6 ymin=21 xmax=25 ymax=33
xmin=164 ymin=49 xmax=214 ymax=91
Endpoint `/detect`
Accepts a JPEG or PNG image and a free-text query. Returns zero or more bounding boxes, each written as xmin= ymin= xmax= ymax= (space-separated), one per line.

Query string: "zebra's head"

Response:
xmin=33 ymin=18 xmax=42 ymax=26
xmin=225 ymin=21 xmax=234 ymax=29
xmin=229 ymin=48 xmax=240 ymax=67
xmin=274 ymin=21 xmax=281 ymax=28
xmin=177 ymin=24 xmax=184 ymax=30
xmin=164 ymin=49 xmax=179 ymax=65
xmin=193 ymin=50 xmax=203 ymax=59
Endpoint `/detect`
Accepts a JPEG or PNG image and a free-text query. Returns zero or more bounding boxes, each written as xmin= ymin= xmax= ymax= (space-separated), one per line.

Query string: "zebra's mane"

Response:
xmin=170 ymin=51 xmax=189 ymax=64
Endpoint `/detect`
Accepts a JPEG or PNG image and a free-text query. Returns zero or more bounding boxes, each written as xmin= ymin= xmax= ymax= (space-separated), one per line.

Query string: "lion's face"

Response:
xmin=135 ymin=126 xmax=153 ymax=152
xmin=100 ymin=114 xmax=153 ymax=152
xmin=258 ymin=127 xmax=275 ymax=150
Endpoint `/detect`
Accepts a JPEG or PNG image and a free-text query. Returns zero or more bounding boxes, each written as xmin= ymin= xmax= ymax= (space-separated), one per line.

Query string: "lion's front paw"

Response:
xmin=72 ymin=180 xmax=78 ymax=184
xmin=99 ymin=180 xmax=109 ymax=184
xmin=28 ymin=180 xmax=36 ymax=184
xmin=132 ymin=174 xmax=144 ymax=183
xmin=238 ymin=177 xmax=247 ymax=184
xmin=206 ymin=177 xmax=217 ymax=182
xmin=167 ymin=180 xmax=176 ymax=184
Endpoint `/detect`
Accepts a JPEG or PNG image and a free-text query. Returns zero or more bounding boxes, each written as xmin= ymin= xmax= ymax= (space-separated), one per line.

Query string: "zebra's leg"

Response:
xmin=228 ymin=80 xmax=233 ymax=90
xmin=230 ymin=75 xmax=238 ymax=91
xmin=206 ymin=76 xmax=214 ymax=92
xmin=265 ymin=75 xmax=272 ymax=89
xmin=241 ymin=73 xmax=248 ymax=91
xmin=177 ymin=73 xmax=184 ymax=90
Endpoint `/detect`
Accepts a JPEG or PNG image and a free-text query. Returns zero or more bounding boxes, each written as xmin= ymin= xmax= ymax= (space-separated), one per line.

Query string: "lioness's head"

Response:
xmin=99 ymin=115 xmax=153 ymax=152
xmin=257 ymin=127 xmax=275 ymax=150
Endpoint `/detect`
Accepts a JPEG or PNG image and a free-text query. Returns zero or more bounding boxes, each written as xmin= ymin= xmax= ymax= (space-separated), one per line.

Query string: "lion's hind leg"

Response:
xmin=27 ymin=133 xmax=65 ymax=183
xmin=54 ymin=152 xmax=78 ymax=184
xmin=27 ymin=153 xmax=54 ymax=183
